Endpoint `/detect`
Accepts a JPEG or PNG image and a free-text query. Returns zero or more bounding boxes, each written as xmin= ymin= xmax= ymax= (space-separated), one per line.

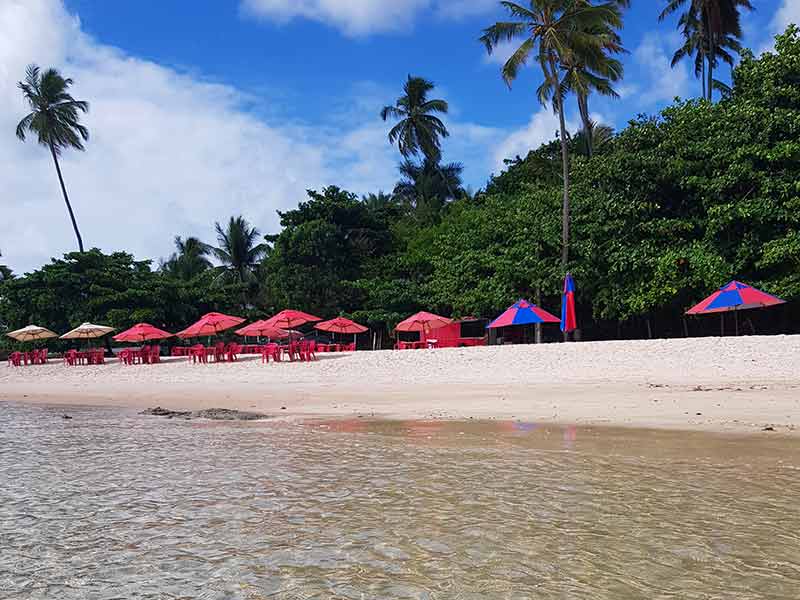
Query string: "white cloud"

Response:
xmin=491 ymin=108 xmax=579 ymax=172
xmin=632 ymin=31 xmax=692 ymax=106
xmin=240 ymin=0 xmax=431 ymax=36
xmin=0 ymin=0 xmax=394 ymax=272
xmin=774 ymin=0 xmax=800 ymax=33
xmin=240 ymin=0 xmax=497 ymax=36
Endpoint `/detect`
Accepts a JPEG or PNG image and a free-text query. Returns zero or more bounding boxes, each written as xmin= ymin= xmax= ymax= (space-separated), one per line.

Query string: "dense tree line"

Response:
xmin=2 ymin=10 xmax=798 ymax=345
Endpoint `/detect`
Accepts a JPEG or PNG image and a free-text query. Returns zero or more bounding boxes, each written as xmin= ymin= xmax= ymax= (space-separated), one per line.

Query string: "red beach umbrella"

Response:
xmin=235 ymin=320 xmax=288 ymax=338
xmin=176 ymin=312 xmax=245 ymax=339
xmin=315 ymin=317 xmax=368 ymax=335
xmin=113 ymin=323 xmax=174 ymax=343
xmin=395 ymin=312 xmax=452 ymax=341
xmin=263 ymin=309 xmax=322 ymax=330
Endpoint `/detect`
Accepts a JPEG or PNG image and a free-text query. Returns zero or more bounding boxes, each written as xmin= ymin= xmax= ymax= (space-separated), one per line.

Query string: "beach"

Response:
xmin=2 ymin=335 xmax=798 ymax=434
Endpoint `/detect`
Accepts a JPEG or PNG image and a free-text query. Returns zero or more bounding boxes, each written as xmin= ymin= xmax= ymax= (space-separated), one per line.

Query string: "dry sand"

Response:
xmin=2 ymin=335 xmax=799 ymax=434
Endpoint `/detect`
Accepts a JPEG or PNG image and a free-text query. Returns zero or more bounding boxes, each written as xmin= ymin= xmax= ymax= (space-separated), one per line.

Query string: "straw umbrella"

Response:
xmin=6 ymin=324 xmax=58 ymax=342
xmin=60 ymin=322 xmax=115 ymax=340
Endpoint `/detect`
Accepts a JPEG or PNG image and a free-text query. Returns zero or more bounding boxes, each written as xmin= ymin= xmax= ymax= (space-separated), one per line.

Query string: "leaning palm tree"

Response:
xmin=162 ymin=236 xmax=212 ymax=280
xmin=481 ymin=0 xmax=623 ymax=267
xmin=659 ymin=0 xmax=753 ymax=101
xmin=381 ymin=76 xmax=450 ymax=163
xmin=213 ymin=216 xmax=268 ymax=284
xmin=16 ymin=64 xmax=89 ymax=252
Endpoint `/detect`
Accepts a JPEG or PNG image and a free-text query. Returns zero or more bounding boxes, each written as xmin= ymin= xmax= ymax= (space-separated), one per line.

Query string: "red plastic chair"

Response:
xmin=149 ymin=345 xmax=161 ymax=364
xmin=118 ymin=349 xmax=132 ymax=365
xmin=63 ymin=350 xmax=78 ymax=366
xmin=226 ymin=343 xmax=241 ymax=362
xmin=8 ymin=352 xmax=22 ymax=367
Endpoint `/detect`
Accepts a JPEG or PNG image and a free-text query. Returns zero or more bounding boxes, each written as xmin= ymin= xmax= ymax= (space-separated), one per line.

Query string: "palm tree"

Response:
xmin=16 ymin=64 xmax=89 ymax=252
xmin=659 ymin=0 xmax=753 ymax=101
xmin=213 ymin=216 xmax=268 ymax=284
xmin=162 ymin=236 xmax=212 ymax=280
xmin=481 ymin=0 xmax=623 ymax=267
xmin=393 ymin=159 xmax=464 ymax=223
xmin=561 ymin=6 xmax=626 ymax=158
xmin=381 ymin=76 xmax=450 ymax=163
xmin=572 ymin=121 xmax=615 ymax=157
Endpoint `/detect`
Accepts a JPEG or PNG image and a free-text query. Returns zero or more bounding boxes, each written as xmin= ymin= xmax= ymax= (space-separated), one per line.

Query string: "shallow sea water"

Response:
xmin=1 ymin=402 xmax=799 ymax=599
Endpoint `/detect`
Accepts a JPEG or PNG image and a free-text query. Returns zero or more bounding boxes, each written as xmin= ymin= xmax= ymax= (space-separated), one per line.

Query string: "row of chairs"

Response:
xmin=7 ymin=349 xmax=49 ymax=367
xmin=118 ymin=345 xmax=162 ymax=366
xmin=64 ymin=349 xmax=105 ymax=366
xmin=190 ymin=342 xmax=242 ymax=364
xmin=261 ymin=340 xmax=318 ymax=363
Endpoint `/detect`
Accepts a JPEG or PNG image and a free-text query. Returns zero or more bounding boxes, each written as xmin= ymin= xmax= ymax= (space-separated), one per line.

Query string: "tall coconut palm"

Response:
xmin=16 ymin=65 xmax=89 ymax=252
xmin=162 ymin=236 xmax=212 ymax=280
xmin=213 ymin=216 xmax=268 ymax=284
xmin=380 ymin=76 xmax=450 ymax=163
xmin=572 ymin=121 xmax=615 ymax=157
xmin=670 ymin=7 xmax=741 ymax=99
xmin=481 ymin=0 xmax=623 ymax=267
xmin=659 ymin=0 xmax=753 ymax=101
xmin=564 ymin=0 xmax=628 ymax=157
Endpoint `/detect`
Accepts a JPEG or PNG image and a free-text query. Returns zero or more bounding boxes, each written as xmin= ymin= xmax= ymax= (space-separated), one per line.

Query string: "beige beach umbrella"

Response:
xmin=6 ymin=324 xmax=58 ymax=342
xmin=60 ymin=322 xmax=115 ymax=340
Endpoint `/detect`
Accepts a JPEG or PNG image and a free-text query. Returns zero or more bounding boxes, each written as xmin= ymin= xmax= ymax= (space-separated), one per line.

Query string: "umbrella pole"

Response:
xmin=720 ymin=313 xmax=724 ymax=337
xmin=734 ymin=309 xmax=739 ymax=336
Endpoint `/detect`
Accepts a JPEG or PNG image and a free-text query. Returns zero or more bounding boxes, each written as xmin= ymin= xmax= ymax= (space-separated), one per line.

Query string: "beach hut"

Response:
xmin=686 ymin=281 xmax=786 ymax=335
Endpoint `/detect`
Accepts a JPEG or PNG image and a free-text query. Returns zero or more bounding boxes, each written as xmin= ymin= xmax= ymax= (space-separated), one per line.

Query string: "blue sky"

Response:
xmin=1 ymin=0 xmax=797 ymax=271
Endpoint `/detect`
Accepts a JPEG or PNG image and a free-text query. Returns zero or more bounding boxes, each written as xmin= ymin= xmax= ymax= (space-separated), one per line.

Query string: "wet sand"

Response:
xmin=1 ymin=335 xmax=799 ymax=434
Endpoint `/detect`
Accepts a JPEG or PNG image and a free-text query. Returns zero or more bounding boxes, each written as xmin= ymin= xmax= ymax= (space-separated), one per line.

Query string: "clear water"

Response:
xmin=1 ymin=402 xmax=799 ymax=599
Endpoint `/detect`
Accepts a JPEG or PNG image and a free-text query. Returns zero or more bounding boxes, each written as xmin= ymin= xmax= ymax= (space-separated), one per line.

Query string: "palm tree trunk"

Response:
xmin=550 ymin=60 xmax=571 ymax=270
xmin=701 ymin=53 xmax=707 ymax=99
xmin=577 ymin=92 xmax=593 ymax=158
xmin=49 ymin=142 xmax=84 ymax=252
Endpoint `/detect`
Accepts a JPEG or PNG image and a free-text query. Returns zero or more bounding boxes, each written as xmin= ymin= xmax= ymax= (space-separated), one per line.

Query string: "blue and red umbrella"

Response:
xmin=487 ymin=299 xmax=560 ymax=329
xmin=686 ymin=281 xmax=785 ymax=315
xmin=561 ymin=273 xmax=577 ymax=333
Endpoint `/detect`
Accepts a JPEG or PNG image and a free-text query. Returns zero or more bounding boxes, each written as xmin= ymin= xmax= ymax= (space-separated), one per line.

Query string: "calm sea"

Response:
xmin=1 ymin=402 xmax=799 ymax=599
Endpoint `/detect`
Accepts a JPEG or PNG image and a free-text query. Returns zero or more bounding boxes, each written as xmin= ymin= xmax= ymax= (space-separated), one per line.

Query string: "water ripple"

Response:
xmin=1 ymin=403 xmax=799 ymax=599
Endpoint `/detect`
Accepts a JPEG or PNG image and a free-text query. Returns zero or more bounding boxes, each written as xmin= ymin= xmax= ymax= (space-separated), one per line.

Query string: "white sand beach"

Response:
xmin=2 ymin=335 xmax=799 ymax=434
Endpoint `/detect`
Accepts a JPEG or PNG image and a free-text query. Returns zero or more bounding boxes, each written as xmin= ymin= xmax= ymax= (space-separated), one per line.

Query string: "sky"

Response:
xmin=0 ymin=0 xmax=797 ymax=273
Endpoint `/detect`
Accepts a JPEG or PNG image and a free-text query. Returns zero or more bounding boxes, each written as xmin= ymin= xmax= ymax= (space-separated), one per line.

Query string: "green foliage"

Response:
xmin=262 ymin=186 xmax=396 ymax=316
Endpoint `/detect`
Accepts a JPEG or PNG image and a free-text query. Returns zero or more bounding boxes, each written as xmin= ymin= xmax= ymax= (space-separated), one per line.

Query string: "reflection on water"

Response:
xmin=1 ymin=403 xmax=799 ymax=599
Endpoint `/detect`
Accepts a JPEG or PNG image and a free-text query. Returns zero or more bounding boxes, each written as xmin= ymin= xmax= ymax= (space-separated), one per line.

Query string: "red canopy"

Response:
xmin=113 ymin=323 xmax=174 ymax=343
xmin=235 ymin=320 xmax=288 ymax=338
xmin=315 ymin=317 xmax=368 ymax=334
xmin=264 ymin=309 xmax=322 ymax=330
xmin=395 ymin=311 xmax=452 ymax=333
xmin=176 ymin=312 xmax=245 ymax=339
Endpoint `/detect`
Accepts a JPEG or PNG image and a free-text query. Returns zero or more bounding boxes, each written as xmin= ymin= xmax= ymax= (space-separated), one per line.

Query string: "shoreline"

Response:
xmin=2 ymin=335 xmax=798 ymax=435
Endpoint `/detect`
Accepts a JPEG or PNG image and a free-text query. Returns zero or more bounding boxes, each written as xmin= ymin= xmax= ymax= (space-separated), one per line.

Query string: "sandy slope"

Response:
xmin=2 ymin=335 xmax=798 ymax=434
